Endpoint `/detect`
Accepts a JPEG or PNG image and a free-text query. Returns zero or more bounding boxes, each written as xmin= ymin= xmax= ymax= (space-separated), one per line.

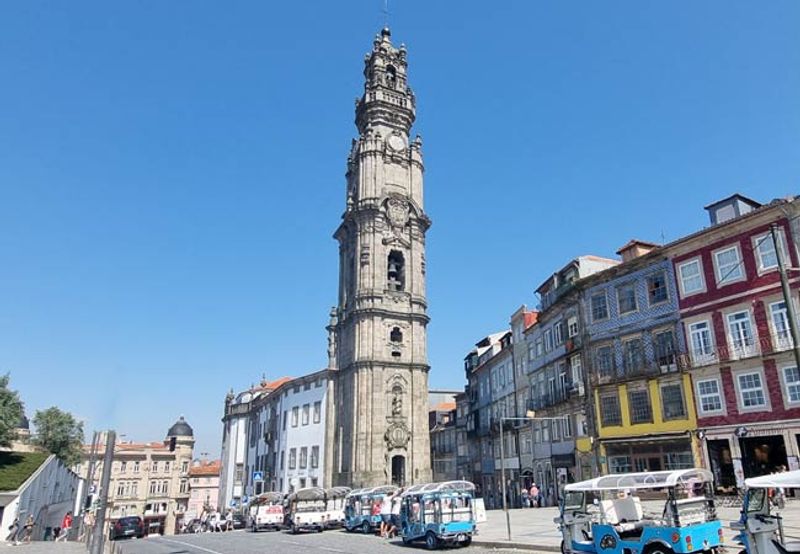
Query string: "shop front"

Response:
xmin=601 ymin=434 xmax=694 ymax=474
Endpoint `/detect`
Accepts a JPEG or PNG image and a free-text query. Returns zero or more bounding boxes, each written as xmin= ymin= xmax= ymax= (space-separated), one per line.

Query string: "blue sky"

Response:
xmin=1 ymin=1 xmax=798 ymax=456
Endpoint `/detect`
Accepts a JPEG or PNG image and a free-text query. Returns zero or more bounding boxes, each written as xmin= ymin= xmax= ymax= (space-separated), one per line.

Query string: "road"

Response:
xmin=113 ymin=528 xmax=528 ymax=554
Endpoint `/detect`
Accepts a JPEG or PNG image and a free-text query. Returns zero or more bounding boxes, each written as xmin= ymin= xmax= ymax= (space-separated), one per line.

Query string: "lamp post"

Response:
xmin=499 ymin=411 xmax=569 ymax=542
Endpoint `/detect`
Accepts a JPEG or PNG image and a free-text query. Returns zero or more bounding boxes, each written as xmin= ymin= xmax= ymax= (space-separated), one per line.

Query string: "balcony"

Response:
xmin=773 ymin=333 xmax=794 ymax=352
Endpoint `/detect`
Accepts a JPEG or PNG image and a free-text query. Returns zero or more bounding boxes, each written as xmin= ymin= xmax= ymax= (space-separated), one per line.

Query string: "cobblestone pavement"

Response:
xmin=1 ymin=541 xmax=85 ymax=553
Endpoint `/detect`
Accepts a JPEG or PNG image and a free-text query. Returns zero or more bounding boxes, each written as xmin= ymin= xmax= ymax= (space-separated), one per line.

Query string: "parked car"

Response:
xmin=109 ymin=516 xmax=144 ymax=540
xmin=232 ymin=513 xmax=247 ymax=530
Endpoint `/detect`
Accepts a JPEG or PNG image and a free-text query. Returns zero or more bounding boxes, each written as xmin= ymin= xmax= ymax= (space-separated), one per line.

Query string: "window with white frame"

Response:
xmin=689 ymin=320 xmax=715 ymax=362
xmin=291 ymin=406 xmax=299 ymax=427
xmin=727 ymin=311 xmax=756 ymax=357
xmin=554 ymin=322 xmax=564 ymax=345
xmin=562 ymin=416 xmax=573 ymax=438
xmin=302 ymin=404 xmax=310 ymax=426
xmin=697 ymin=379 xmax=723 ymax=413
xmin=678 ymin=259 xmax=704 ymax=295
xmin=570 ymin=355 xmax=583 ymax=390
xmin=544 ymin=329 xmax=554 ymax=352
xmin=313 ymin=401 xmax=321 ymax=423
xmin=568 ymin=316 xmax=579 ymax=338
xmin=617 ymin=283 xmax=638 ymax=314
xmin=661 ymin=382 xmax=687 ymax=420
xmin=591 ymin=292 xmax=609 ymax=321
xmin=714 ymin=246 xmax=744 ymax=285
xmin=535 ymin=339 xmax=544 ymax=357
xmin=299 ymin=447 xmax=308 ymax=469
xmin=770 ymin=301 xmax=792 ymax=350
xmin=289 ymin=448 xmax=297 ymax=469
xmin=134 ymin=461 xmax=140 ymax=473
xmin=737 ymin=372 xmax=766 ymax=408
xmin=783 ymin=366 xmax=800 ymax=403
xmin=754 ymin=232 xmax=783 ymax=272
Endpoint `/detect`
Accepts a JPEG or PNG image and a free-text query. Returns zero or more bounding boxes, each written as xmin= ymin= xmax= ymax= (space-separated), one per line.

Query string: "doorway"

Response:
xmin=391 ymin=455 xmax=405 ymax=487
xmin=706 ymin=439 xmax=736 ymax=490
xmin=740 ymin=435 xmax=788 ymax=477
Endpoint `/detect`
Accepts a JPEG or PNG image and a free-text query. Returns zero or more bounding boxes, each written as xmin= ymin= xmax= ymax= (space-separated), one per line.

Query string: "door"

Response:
xmin=392 ymin=455 xmax=406 ymax=487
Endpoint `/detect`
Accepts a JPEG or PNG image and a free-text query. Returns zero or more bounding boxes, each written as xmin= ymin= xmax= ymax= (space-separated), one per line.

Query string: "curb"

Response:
xmin=472 ymin=539 xmax=561 ymax=552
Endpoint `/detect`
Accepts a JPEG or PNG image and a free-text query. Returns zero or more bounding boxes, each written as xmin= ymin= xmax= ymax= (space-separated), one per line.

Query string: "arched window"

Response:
xmin=388 ymin=251 xmax=405 ymax=291
xmin=386 ymin=65 xmax=397 ymax=88
xmin=390 ymin=327 xmax=403 ymax=343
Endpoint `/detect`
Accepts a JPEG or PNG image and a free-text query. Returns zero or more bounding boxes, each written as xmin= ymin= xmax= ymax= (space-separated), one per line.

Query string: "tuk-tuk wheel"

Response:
xmin=362 ymin=521 xmax=371 ymax=534
xmin=290 ymin=524 xmax=298 ymax=535
xmin=425 ymin=531 xmax=439 ymax=550
xmin=644 ymin=544 xmax=673 ymax=554
xmin=402 ymin=535 xmax=412 ymax=545
xmin=460 ymin=536 xmax=472 ymax=547
xmin=561 ymin=540 xmax=567 ymax=554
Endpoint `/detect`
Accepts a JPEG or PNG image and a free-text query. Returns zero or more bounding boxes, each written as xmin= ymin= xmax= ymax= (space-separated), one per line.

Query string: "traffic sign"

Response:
xmin=252 ymin=471 xmax=264 ymax=482
xmin=242 ymin=494 xmax=249 ymax=504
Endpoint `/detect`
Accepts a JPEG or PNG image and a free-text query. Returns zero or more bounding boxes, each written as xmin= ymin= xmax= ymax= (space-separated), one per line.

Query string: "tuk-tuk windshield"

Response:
xmin=563 ymin=491 xmax=585 ymax=512
xmin=746 ymin=489 xmax=766 ymax=514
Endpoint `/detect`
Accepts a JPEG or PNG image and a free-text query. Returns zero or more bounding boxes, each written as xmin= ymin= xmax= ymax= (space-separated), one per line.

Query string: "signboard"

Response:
xmin=472 ymin=498 xmax=487 ymax=523
xmin=253 ymin=471 xmax=264 ymax=482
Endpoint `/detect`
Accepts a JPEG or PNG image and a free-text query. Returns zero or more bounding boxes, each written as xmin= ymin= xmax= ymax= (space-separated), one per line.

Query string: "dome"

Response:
xmin=167 ymin=416 xmax=193 ymax=438
xmin=17 ymin=413 xmax=29 ymax=430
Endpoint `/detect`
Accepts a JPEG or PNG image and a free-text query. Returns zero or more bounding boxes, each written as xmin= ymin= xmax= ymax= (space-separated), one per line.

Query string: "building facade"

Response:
xmin=429 ymin=402 xmax=457 ymax=482
xmin=329 ymin=28 xmax=432 ymax=488
xmin=77 ymin=418 xmax=194 ymax=536
xmin=187 ymin=459 xmax=220 ymax=519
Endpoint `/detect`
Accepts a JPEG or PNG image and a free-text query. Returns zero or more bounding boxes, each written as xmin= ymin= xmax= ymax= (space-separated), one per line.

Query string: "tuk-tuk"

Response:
xmin=248 ymin=492 xmax=285 ymax=532
xmin=731 ymin=469 xmax=800 ymax=554
xmin=557 ymin=469 xmax=723 ymax=554
xmin=324 ymin=487 xmax=351 ymax=529
xmin=344 ymin=485 xmax=398 ymax=534
xmin=399 ymin=480 xmax=482 ymax=549
xmin=286 ymin=487 xmax=327 ymax=533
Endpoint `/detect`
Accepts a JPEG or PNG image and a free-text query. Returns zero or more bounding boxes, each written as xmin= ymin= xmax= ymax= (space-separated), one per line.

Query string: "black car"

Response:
xmin=232 ymin=514 xmax=247 ymax=530
xmin=109 ymin=516 xmax=144 ymax=540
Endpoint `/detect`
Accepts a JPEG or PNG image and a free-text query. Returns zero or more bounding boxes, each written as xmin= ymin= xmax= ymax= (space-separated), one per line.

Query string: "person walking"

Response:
xmin=388 ymin=488 xmax=403 ymax=538
xmin=530 ymin=483 xmax=540 ymax=508
xmin=55 ymin=511 xmax=73 ymax=542
xmin=21 ymin=515 xmax=35 ymax=544
xmin=225 ymin=510 xmax=233 ymax=532
xmin=379 ymin=493 xmax=392 ymax=538
xmin=5 ymin=517 xmax=19 ymax=544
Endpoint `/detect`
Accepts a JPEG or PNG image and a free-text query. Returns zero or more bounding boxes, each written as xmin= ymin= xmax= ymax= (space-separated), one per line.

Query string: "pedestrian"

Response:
xmin=5 ymin=517 xmax=19 ymax=544
xmin=530 ymin=483 xmax=539 ymax=508
xmin=55 ymin=511 xmax=73 ymax=542
xmin=379 ymin=493 xmax=393 ymax=538
xmin=200 ymin=509 xmax=208 ymax=532
xmin=22 ymin=515 xmax=35 ymax=544
xmin=388 ymin=488 xmax=403 ymax=538
xmin=521 ymin=487 xmax=529 ymax=508
xmin=225 ymin=510 xmax=233 ymax=532
xmin=214 ymin=509 xmax=223 ymax=532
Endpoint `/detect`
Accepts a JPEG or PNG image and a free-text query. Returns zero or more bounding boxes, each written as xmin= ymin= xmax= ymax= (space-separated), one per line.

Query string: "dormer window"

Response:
xmin=388 ymin=251 xmax=405 ymax=291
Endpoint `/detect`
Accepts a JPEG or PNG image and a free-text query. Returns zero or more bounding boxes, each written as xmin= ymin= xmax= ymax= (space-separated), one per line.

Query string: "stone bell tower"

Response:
xmin=330 ymin=28 xmax=432 ymax=488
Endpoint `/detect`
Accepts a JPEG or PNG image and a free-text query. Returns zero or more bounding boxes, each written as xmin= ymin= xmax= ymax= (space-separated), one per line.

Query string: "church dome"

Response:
xmin=17 ymin=413 xmax=29 ymax=430
xmin=167 ymin=416 xmax=193 ymax=438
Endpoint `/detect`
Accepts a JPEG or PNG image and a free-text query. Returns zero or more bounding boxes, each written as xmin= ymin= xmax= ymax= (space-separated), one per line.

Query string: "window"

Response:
xmin=310 ymin=445 xmax=320 ymax=468
xmin=689 ymin=320 xmax=715 ymax=363
xmin=387 ymin=250 xmax=405 ymax=291
xmin=562 ymin=416 xmax=573 ymax=438
xmin=647 ymin=272 xmax=669 ymax=305
xmin=554 ymin=322 xmax=564 ymax=345
xmin=600 ymin=395 xmax=622 ymax=426
xmin=302 ymin=404 xmax=310 ymax=426
xmin=117 ymin=482 xmax=125 ymax=496
xmin=120 ymin=461 xmax=127 ymax=473
xmin=291 ymin=406 xmax=299 ymax=427
xmin=617 ymin=283 xmax=638 ymax=314
xmin=738 ymin=372 xmax=766 ymax=408
xmin=570 ymin=356 xmax=583 ymax=390
xmin=164 ymin=461 xmax=170 ymax=473
xmin=591 ymin=292 xmax=609 ymax=321
xmin=131 ymin=482 xmax=138 ymax=496
xmin=754 ymin=232 xmax=783 ymax=272
xmin=280 ymin=450 xmax=285 ymax=470
xmin=544 ymin=329 xmax=554 ymax=352
xmin=133 ymin=461 xmax=140 ymax=473
xmin=151 ymin=461 xmax=158 ymax=472
xmin=567 ymin=316 xmax=578 ymax=338
xmin=289 ymin=448 xmax=297 ymax=469
xmin=313 ymin=401 xmax=321 ymax=423
xmin=283 ymin=410 xmax=287 ymax=431
xmin=661 ymin=383 xmax=686 ymax=420
xmin=714 ymin=246 xmax=744 ymax=285
xmin=179 ymin=479 xmax=188 ymax=494
xmin=535 ymin=339 xmax=544 ymax=357
xmin=628 ymin=389 xmax=652 ymax=424
xmin=390 ymin=327 xmax=403 ymax=343
xmin=595 ymin=345 xmax=614 ymax=378
xmin=181 ymin=461 xmax=189 ymax=474
xmin=770 ymin=301 xmax=793 ymax=350
xmin=678 ymin=259 xmax=705 ymax=295
xmin=697 ymin=379 xmax=723 ymax=413
xmin=235 ymin=463 xmax=244 ymax=482
xmin=622 ymin=337 xmax=643 ymax=374
xmin=783 ymin=366 xmax=800 ymax=403
xmin=650 ymin=330 xmax=674 ymax=369
xmin=299 ymin=447 xmax=308 ymax=469
xmin=610 ymin=456 xmax=632 ymax=474
xmin=727 ymin=311 xmax=756 ymax=358
xmin=149 ymin=480 xmax=157 ymax=495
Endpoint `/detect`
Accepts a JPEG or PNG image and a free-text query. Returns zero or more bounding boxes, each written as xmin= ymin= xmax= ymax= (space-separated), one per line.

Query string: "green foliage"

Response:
xmin=0 ymin=374 xmax=24 ymax=448
xmin=32 ymin=407 xmax=85 ymax=467
xmin=0 ymin=451 xmax=49 ymax=491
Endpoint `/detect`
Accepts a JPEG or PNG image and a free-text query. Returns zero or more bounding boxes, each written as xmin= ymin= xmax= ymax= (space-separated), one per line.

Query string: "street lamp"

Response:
xmin=498 ymin=410 xmax=569 ymax=542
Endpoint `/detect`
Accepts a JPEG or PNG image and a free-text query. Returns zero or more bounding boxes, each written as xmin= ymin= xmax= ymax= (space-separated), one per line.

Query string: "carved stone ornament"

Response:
xmin=386 ymin=196 xmax=409 ymax=230
xmin=360 ymin=245 xmax=370 ymax=266
xmin=384 ymin=421 xmax=411 ymax=449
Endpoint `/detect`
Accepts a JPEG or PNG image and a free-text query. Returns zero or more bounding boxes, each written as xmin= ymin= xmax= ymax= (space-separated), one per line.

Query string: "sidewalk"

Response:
xmin=2 ymin=542 xmax=85 ymax=553
xmin=472 ymin=501 xmax=800 ymax=552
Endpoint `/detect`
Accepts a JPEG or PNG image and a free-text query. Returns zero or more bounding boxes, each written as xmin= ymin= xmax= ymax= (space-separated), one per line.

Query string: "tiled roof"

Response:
xmin=253 ymin=376 xmax=294 ymax=392
xmin=433 ymin=402 xmax=456 ymax=412
xmin=190 ymin=459 xmax=221 ymax=477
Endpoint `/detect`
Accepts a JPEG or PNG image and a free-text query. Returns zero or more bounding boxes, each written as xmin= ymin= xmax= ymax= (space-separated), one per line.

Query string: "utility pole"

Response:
xmin=90 ymin=430 xmax=115 ymax=554
xmin=79 ymin=431 xmax=99 ymax=543
xmin=499 ymin=419 xmax=511 ymax=541
xmin=772 ymin=224 xmax=800 ymax=369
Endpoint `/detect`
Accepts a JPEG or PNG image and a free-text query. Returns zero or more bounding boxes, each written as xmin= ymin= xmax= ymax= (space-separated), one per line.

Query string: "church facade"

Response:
xmin=328 ymin=27 xmax=432 ymax=488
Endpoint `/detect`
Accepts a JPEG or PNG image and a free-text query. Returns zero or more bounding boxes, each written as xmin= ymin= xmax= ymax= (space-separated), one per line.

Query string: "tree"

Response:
xmin=0 ymin=374 xmax=24 ymax=448
xmin=33 ymin=407 xmax=85 ymax=467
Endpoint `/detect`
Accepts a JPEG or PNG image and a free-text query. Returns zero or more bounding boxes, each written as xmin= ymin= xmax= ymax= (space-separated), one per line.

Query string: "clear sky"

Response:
xmin=1 ymin=1 xmax=798 ymax=457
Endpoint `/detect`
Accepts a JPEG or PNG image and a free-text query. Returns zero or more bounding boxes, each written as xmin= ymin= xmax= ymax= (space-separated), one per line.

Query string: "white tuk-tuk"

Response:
xmin=249 ymin=492 xmax=285 ymax=532
xmin=732 ymin=469 xmax=800 ymax=554
xmin=324 ymin=487 xmax=351 ymax=529
xmin=286 ymin=487 xmax=327 ymax=533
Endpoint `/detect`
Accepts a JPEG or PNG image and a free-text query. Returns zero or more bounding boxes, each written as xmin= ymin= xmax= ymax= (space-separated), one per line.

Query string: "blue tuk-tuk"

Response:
xmin=399 ymin=480 xmax=480 ymax=549
xmin=557 ymin=469 xmax=723 ymax=554
xmin=731 ymin=469 xmax=800 ymax=554
xmin=344 ymin=485 xmax=397 ymax=534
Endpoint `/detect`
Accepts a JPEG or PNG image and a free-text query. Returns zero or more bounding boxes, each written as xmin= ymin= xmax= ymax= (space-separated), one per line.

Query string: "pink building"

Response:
xmin=187 ymin=459 xmax=221 ymax=518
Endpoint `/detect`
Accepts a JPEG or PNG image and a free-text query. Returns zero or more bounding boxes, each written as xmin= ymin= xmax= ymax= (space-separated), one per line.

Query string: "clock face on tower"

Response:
xmin=387 ymin=134 xmax=406 ymax=152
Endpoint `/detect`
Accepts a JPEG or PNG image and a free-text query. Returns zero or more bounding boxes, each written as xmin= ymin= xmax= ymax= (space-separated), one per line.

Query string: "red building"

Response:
xmin=667 ymin=194 xmax=800 ymax=488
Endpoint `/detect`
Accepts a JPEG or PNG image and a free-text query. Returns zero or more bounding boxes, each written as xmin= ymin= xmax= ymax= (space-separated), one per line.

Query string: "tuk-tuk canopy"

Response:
xmin=288 ymin=487 xmax=326 ymax=501
xmin=345 ymin=485 xmax=397 ymax=498
xmin=250 ymin=492 xmax=283 ymax=505
xmin=401 ymin=480 xmax=476 ymax=497
xmin=565 ymin=469 xmax=713 ymax=492
xmin=745 ymin=469 xmax=800 ymax=489
xmin=325 ymin=486 xmax=352 ymax=499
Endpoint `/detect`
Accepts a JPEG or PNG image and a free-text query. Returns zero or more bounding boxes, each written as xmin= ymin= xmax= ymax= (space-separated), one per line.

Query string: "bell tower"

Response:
xmin=330 ymin=28 xmax=432 ymax=487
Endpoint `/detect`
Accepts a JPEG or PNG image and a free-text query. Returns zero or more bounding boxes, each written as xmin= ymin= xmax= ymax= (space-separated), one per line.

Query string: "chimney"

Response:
xmin=616 ymin=240 xmax=659 ymax=263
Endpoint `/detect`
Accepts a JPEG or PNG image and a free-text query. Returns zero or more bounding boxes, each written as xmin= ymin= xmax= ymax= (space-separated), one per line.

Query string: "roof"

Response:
xmin=745 ymin=469 xmax=800 ymax=489
xmin=0 ymin=451 xmax=49 ymax=492
xmin=432 ymin=402 xmax=456 ymax=412
xmin=704 ymin=193 xmax=761 ymax=210
xmin=189 ymin=460 xmax=221 ymax=477
xmin=253 ymin=376 xmax=294 ymax=392
xmin=615 ymin=239 xmax=659 ymax=255
xmin=565 ymin=469 xmax=713 ymax=492
xmin=167 ymin=416 xmax=194 ymax=438
xmin=401 ymin=480 xmax=475 ymax=497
